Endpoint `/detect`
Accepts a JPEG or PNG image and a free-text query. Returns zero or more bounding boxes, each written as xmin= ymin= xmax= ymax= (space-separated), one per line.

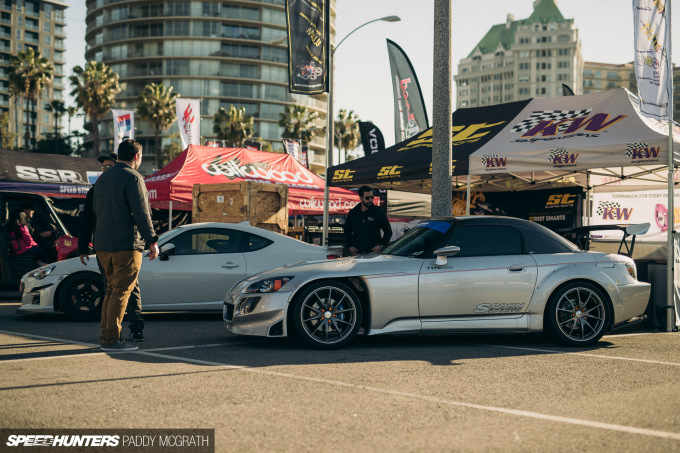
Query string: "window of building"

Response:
xmin=166 ymin=1 xmax=190 ymax=16
xmin=222 ymin=5 xmax=259 ymax=21
xmin=43 ymin=34 xmax=50 ymax=46
xmin=54 ymin=38 xmax=63 ymax=48
xmin=202 ymin=1 xmax=219 ymax=16
xmin=25 ymin=16 xmax=38 ymax=29
xmin=558 ymin=35 xmax=570 ymax=42
xmin=25 ymin=1 xmax=38 ymax=16
xmin=43 ymin=21 xmax=50 ymax=32
xmin=44 ymin=3 xmax=52 ymax=18
xmin=55 ymin=24 xmax=63 ymax=35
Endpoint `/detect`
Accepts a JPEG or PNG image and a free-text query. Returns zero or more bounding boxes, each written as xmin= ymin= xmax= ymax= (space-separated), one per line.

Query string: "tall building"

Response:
xmin=582 ymin=61 xmax=635 ymax=95
xmin=84 ymin=0 xmax=332 ymax=172
xmin=1 ymin=0 xmax=68 ymax=150
xmin=455 ymin=0 xmax=582 ymax=108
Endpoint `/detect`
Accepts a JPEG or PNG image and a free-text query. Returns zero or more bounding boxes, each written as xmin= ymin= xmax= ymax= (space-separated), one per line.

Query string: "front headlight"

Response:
xmin=28 ymin=265 xmax=56 ymax=280
xmin=625 ymin=262 xmax=637 ymax=280
xmin=244 ymin=276 xmax=293 ymax=294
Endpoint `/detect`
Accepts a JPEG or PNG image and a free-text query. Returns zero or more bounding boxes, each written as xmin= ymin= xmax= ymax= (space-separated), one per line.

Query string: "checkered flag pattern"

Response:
xmin=548 ymin=149 xmax=568 ymax=162
xmin=480 ymin=154 xmax=499 ymax=166
xmin=511 ymin=109 xmax=592 ymax=133
xmin=625 ymin=142 xmax=648 ymax=157
xmin=596 ymin=201 xmax=620 ymax=216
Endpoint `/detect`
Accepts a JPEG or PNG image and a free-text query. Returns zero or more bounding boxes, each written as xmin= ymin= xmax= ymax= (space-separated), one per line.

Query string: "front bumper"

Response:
xmin=224 ymin=290 xmax=292 ymax=337
xmin=17 ymin=275 xmax=63 ymax=314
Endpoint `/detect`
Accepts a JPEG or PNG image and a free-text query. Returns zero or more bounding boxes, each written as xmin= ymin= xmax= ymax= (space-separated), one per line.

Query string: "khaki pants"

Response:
xmin=97 ymin=250 xmax=143 ymax=345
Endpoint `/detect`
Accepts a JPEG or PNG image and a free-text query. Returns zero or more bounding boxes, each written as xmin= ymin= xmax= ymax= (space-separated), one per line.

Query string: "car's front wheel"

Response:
xmin=291 ymin=280 xmax=362 ymax=349
xmin=546 ymin=282 xmax=609 ymax=346
xmin=57 ymin=272 xmax=104 ymax=321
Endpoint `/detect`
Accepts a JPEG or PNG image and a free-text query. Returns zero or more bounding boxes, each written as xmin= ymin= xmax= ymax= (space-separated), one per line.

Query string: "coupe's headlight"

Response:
xmin=28 ymin=265 xmax=56 ymax=280
xmin=625 ymin=262 xmax=637 ymax=280
xmin=244 ymin=277 xmax=293 ymax=294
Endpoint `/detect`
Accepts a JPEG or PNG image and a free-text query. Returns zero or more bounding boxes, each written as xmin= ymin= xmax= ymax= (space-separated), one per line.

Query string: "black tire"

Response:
xmin=546 ymin=281 xmax=609 ymax=347
xmin=291 ymin=280 xmax=363 ymax=349
xmin=57 ymin=272 xmax=104 ymax=321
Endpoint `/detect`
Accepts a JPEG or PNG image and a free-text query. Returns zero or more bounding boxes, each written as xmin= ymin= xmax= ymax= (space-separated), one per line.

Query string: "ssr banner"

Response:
xmin=285 ymin=0 xmax=329 ymax=94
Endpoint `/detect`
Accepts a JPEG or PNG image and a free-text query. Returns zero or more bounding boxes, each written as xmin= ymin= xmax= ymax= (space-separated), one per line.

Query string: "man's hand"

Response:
xmin=148 ymin=243 xmax=159 ymax=260
xmin=349 ymin=246 xmax=358 ymax=256
xmin=371 ymin=245 xmax=382 ymax=254
xmin=40 ymin=231 xmax=52 ymax=238
xmin=79 ymin=254 xmax=89 ymax=266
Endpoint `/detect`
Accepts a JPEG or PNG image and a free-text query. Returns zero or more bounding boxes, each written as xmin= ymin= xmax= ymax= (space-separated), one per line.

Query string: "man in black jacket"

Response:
xmin=344 ymin=186 xmax=392 ymax=256
xmin=93 ymin=139 xmax=159 ymax=352
xmin=78 ymin=152 xmax=145 ymax=343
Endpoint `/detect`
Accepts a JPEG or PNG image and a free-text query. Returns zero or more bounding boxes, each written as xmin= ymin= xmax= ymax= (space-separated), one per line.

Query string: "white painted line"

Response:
xmin=479 ymin=343 xmax=680 ymax=367
xmin=136 ymin=350 xmax=680 ymax=442
xmin=605 ymin=331 xmax=680 ymax=338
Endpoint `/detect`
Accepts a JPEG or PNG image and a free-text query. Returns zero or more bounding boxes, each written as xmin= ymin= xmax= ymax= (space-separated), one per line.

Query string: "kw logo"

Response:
xmin=332 ymin=169 xmax=355 ymax=182
xmin=523 ymin=113 xmax=626 ymax=137
xmin=552 ymin=153 xmax=579 ymax=165
xmin=485 ymin=157 xmax=507 ymax=168
xmin=630 ymin=147 xmax=660 ymax=160
xmin=377 ymin=165 xmax=403 ymax=179
xmin=546 ymin=194 xmax=576 ymax=206
xmin=602 ymin=207 xmax=633 ymax=221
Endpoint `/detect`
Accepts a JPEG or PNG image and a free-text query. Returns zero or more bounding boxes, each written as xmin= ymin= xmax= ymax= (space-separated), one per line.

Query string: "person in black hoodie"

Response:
xmin=343 ymin=186 xmax=392 ymax=256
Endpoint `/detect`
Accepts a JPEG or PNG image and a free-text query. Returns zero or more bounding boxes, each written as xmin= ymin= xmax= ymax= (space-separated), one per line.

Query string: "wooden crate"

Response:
xmin=192 ymin=182 xmax=288 ymax=233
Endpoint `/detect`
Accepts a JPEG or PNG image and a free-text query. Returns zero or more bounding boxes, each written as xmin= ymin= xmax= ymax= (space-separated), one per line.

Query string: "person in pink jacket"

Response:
xmin=9 ymin=213 xmax=49 ymax=267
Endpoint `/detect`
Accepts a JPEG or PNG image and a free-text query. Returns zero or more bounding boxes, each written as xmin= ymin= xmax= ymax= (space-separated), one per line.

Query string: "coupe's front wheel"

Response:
xmin=546 ymin=282 xmax=609 ymax=347
xmin=291 ymin=281 xmax=362 ymax=349
xmin=57 ymin=273 xmax=104 ymax=321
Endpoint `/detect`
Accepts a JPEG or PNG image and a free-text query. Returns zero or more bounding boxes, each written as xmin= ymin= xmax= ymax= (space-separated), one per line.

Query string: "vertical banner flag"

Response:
xmin=358 ymin=121 xmax=386 ymax=156
xmin=176 ymin=98 xmax=201 ymax=150
xmin=112 ymin=110 xmax=134 ymax=154
xmin=632 ymin=0 xmax=672 ymax=119
xmin=285 ymin=0 xmax=330 ymax=94
xmin=387 ymin=39 xmax=430 ymax=144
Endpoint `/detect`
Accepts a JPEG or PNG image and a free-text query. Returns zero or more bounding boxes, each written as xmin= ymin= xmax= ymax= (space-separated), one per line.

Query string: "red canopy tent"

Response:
xmin=145 ymin=145 xmax=358 ymax=216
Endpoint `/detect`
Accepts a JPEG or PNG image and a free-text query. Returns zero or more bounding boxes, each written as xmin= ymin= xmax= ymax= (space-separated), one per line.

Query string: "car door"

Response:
xmin=139 ymin=227 xmax=246 ymax=309
xmin=418 ymin=224 xmax=537 ymax=323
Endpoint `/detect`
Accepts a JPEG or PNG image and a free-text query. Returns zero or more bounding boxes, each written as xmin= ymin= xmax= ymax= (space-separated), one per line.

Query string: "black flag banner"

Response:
xmin=285 ymin=0 xmax=330 ymax=94
xmin=386 ymin=39 xmax=429 ymax=144
xmin=358 ymin=121 xmax=386 ymax=156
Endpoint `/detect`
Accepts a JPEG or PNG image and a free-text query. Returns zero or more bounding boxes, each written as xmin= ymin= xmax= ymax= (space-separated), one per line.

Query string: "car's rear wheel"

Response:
xmin=57 ymin=273 xmax=104 ymax=321
xmin=291 ymin=280 xmax=362 ymax=349
xmin=546 ymin=282 xmax=608 ymax=346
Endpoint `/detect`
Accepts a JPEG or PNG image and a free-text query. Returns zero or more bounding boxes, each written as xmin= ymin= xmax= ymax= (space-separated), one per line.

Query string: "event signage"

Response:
xmin=358 ymin=121 xmax=386 ymax=155
xmin=285 ymin=0 xmax=329 ymax=94
xmin=176 ymin=99 xmax=200 ymax=150
xmin=112 ymin=109 xmax=134 ymax=154
xmin=632 ymin=0 xmax=672 ymax=120
xmin=387 ymin=39 xmax=429 ymax=143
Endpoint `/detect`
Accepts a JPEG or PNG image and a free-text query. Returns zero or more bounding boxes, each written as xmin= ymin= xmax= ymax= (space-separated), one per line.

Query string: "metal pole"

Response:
xmin=431 ymin=0 xmax=453 ymax=217
xmin=322 ymin=48 xmax=334 ymax=247
xmin=168 ymin=200 xmax=173 ymax=231
xmin=666 ymin=0 xmax=675 ymax=332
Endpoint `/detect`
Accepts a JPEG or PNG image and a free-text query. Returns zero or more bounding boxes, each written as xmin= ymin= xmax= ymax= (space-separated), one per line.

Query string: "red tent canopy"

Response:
xmin=145 ymin=145 xmax=358 ymax=216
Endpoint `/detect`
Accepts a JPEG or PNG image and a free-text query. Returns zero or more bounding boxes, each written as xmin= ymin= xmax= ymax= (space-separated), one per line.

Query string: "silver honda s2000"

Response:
xmin=224 ymin=216 xmax=651 ymax=349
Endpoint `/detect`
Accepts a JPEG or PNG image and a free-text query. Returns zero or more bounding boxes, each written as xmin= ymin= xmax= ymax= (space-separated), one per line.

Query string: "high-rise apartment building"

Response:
xmin=455 ymin=0 xmax=582 ymax=108
xmin=0 ymin=0 xmax=68 ymax=150
xmin=85 ymin=0 xmax=332 ymax=171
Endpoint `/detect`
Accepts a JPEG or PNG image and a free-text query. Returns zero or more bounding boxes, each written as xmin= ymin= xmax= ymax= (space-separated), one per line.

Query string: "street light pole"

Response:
xmin=321 ymin=15 xmax=401 ymax=246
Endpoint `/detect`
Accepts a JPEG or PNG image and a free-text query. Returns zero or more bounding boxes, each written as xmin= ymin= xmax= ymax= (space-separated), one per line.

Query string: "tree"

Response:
xmin=278 ymin=104 xmax=320 ymax=143
xmin=136 ymin=83 xmax=179 ymax=168
xmin=36 ymin=133 xmax=73 ymax=155
xmin=69 ymin=61 xmax=120 ymax=155
xmin=66 ymin=105 xmax=80 ymax=147
xmin=0 ymin=112 xmax=16 ymax=150
xmin=212 ymin=105 xmax=254 ymax=147
xmin=8 ymin=48 xmax=54 ymax=151
xmin=334 ymin=109 xmax=361 ymax=162
xmin=45 ymin=100 xmax=66 ymax=136
xmin=161 ymin=132 xmax=183 ymax=166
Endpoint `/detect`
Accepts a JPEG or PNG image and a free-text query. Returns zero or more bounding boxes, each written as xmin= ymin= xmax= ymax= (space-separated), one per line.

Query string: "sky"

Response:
xmin=64 ymin=0 xmax=680 ymax=148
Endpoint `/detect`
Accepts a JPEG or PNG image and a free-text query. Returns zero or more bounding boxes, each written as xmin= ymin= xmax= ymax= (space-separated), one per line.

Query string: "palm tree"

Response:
xmin=212 ymin=105 xmax=254 ymax=147
xmin=69 ymin=61 xmax=120 ymax=155
xmin=45 ymin=100 xmax=66 ymax=137
xmin=334 ymin=109 xmax=361 ymax=162
xmin=136 ymin=83 xmax=179 ymax=168
xmin=66 ymin=106 xmax=79 ymax=145
xmin=278 ymin=105 xmax=320 ymax=143
xmin=8 ymin=48 xmax=54 ymax=151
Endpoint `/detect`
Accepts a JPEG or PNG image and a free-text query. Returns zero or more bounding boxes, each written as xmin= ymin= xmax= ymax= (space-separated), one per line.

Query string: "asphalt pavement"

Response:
xmin=1 ymin=300 xmax=680 ymax=453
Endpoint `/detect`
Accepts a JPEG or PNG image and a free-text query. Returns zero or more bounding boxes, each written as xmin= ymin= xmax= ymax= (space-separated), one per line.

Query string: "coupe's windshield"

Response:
xmin=382 ymin=220 xmax=453 ymax=257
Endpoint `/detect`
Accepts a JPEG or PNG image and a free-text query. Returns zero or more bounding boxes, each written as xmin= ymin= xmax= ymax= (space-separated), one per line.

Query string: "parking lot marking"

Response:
xmin=136 ymin=349 xmax=680 ymax=441
xmin=478 ymin=343 xmax=680 ymax=367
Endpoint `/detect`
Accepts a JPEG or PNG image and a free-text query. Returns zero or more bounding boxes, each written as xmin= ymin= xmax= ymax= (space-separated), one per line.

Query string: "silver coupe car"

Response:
xmin=224 ymin=216 xmax=651 ymax=349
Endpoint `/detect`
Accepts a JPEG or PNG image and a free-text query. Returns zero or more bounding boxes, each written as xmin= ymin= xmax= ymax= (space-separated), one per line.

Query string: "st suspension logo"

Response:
xmin=377 ymin=165 xmax=402 ymax=179
xmin=332 ymin=169 xmax=355 ymax=182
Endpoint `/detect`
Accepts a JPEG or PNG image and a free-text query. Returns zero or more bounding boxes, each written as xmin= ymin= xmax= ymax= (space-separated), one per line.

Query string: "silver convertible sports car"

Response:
xmin=224 ymin=216 xmax=651 ymax=349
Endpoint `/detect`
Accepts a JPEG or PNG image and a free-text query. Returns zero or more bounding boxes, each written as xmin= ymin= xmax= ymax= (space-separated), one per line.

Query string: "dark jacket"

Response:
xmin=344 ymin=204 xmax=392 ymax=254
xmin=77 ymin=188 xmax=95 ymax=255
xmin=92 ymin=162 xmax=158 ymax=252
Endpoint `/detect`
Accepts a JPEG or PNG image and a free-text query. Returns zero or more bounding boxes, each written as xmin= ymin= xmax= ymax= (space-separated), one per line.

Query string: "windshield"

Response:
xmin=382 ymin=220 xmax=453 ymax=257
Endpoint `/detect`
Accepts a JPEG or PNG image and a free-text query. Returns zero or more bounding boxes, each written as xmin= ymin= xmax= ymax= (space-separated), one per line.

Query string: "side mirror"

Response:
xmin=159 ymin=243 xmax=175 ymax=261
xmin=433 ymin=246 xmax=460 ymax=266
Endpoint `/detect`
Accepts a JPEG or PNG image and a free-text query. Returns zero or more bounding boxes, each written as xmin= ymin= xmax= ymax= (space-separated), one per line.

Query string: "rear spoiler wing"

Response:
xmin=555 ymin=223 xmax=650 ymax=257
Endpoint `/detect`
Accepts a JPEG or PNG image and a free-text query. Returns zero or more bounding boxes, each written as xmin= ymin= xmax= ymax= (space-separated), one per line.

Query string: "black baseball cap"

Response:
xmin=97 ymin=153 xmax=118 ymax=164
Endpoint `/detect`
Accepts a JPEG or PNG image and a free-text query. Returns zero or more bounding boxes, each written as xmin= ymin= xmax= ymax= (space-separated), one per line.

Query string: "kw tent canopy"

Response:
xmin=0 ymin=149 xmax=102 ymax=198
xmin=145 ymin=145 xmax=358 ymax=216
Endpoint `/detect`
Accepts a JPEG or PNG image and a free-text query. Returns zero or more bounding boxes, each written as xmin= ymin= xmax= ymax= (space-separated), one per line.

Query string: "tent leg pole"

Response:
xmin=169 ymin=201 xmax=173 ymax=231
xmin=586 ymin=173 xmax=591 ymax=227
xmin=465 ymin=174 xmax=471 ymax=216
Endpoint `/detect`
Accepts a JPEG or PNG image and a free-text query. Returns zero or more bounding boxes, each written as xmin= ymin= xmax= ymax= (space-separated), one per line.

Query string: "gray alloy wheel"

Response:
xmin=291 ymin=281 xmax=362 ymax=349
xmin=546 ymin=282 xmax=608 ymax=347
